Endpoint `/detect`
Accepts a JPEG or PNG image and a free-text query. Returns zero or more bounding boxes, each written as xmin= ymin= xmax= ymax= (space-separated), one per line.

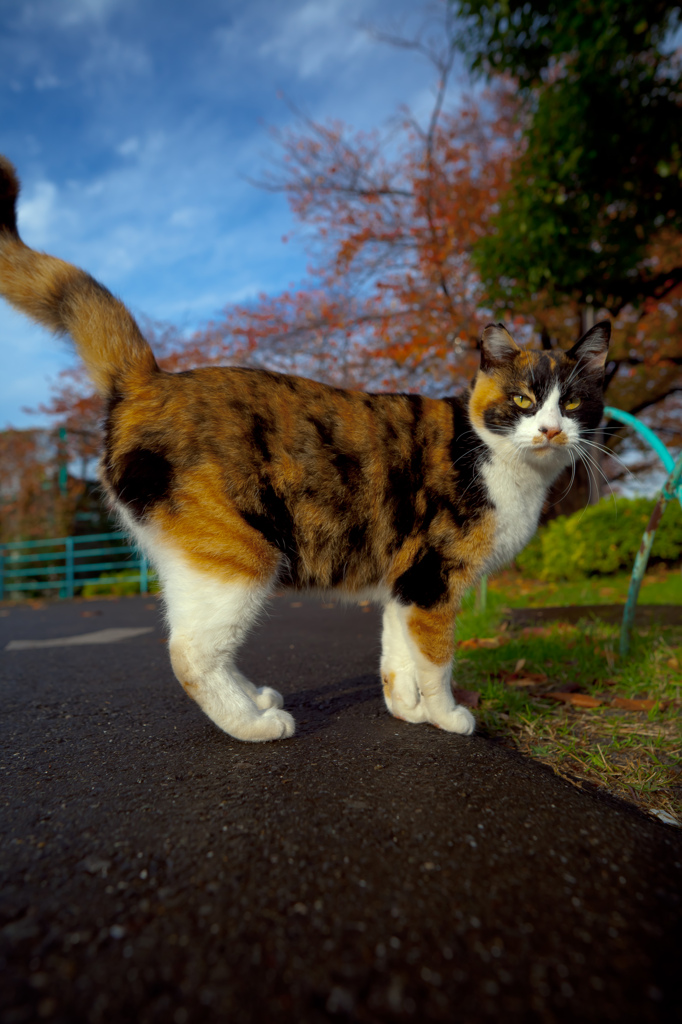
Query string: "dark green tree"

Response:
xmin=451 ymin=0 xmax=682 ymax=318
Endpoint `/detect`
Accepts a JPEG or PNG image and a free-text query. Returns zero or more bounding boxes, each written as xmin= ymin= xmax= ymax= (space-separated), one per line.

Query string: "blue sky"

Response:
xmin=0 ymin=0 xmax=465 ymax=429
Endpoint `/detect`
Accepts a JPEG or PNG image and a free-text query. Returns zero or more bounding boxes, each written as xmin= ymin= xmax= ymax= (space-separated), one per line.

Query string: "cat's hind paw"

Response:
xmin=253 ymin=686 xmax=284 ymax=710
xmin=238 ymin=707 xmax=296 ymax=742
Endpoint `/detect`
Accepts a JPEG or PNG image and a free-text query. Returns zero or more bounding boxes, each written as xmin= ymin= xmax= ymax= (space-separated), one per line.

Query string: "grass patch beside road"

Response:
xmin=454 ymin=571 xmax=682 ymax=823
xmin=488 ymin=564 xmax=682 ymax=608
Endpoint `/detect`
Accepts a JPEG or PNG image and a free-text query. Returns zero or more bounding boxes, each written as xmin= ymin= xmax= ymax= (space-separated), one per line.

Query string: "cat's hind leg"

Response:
xmin=232 ymin=669 xmax=285 ymax=710
xmin=156 ymin=548 xmax=294 ymax=742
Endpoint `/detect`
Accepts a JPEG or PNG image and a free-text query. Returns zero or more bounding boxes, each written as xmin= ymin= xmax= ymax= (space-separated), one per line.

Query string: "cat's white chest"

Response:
xmin=480 ymin=457 xmax=549 ymax=572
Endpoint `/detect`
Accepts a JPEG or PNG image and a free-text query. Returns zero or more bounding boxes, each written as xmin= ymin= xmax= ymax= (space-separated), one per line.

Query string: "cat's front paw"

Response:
xmin=431 ymin=705 xmax=476 ymax=735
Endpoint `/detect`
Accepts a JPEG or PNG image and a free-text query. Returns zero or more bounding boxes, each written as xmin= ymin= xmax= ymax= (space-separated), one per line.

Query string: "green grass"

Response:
xmin=486 ymin=566 xmax=682 ymax=608
xmin=454 ymin=568 xmax=682 ymax=823
xmin=81 ymin=569 xmax=160 ymax=597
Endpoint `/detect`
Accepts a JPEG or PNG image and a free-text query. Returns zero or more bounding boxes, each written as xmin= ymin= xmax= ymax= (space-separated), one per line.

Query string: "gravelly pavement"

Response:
xmin=1 ymin=593 xmax=680 ymax=1024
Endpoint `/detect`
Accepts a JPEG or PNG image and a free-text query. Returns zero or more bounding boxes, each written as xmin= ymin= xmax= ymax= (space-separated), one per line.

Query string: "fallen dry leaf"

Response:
xmin=518 ymin=623 xmax=576 ymax=639
xmin=458 ymin=636 xmax=503 ymax=650
xmin=509 ymin=677 xmax=546 ymax=688
xmin=502 ymin=671 xmax=549 ymax=687
xmin=452 ymin=687 xmax=480 ymax=708
xmin=611 ymin=697 xmax=661 ymax=711
xmin=667 ymin=656 xmax=679 ymax=671
xmin=542 ymin=692 xmax=604 ymax=707
xmin=494 ymin=664 xmax=548 ymax=687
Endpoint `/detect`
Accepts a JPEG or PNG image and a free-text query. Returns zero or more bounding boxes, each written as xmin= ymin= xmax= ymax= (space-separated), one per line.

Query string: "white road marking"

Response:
xmin=4 ymin=627 xmax=154 ymax=651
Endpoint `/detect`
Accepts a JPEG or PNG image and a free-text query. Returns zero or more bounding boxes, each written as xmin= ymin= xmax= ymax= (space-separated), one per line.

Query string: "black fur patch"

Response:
xmin=394 ymin=547 xmax=449 ymax=609
xmin=114 ymin=447 xmax=174 ymax=518
xmin=250 ymin=414 xmax=272 ymax=462
xmin=309 ymin=415 xmax=334 ymax=448
xmin=332 ymin=451 xmax=362 ymax=490
xmin=446 ymin=398 xmax=492 ymax=523
xmin=242 ymin=483 xmax=299 ymax=580
xmin=0 ymin=158 xmax=19 ymax=236
xmin=102 ymin=387 xmax=123 ymax=489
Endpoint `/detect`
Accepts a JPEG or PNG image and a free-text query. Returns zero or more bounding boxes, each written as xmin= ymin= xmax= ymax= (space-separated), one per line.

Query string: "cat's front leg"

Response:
xmin=400 ymin=603 xmax=475 ymax=735
xmin=380 ymin=601 xmax=428 ymax=723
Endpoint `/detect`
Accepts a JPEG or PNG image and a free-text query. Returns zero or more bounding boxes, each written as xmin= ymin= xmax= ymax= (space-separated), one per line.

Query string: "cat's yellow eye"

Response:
xmin=513 ymin=395 xmax=533 ymax=409
xmin=565 ymin=398 xmax=581 ymax=411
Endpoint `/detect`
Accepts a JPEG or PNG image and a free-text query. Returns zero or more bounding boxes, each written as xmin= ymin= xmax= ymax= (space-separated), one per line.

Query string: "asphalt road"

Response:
xmin=1 ymin=593 xmax=680 ymax=1024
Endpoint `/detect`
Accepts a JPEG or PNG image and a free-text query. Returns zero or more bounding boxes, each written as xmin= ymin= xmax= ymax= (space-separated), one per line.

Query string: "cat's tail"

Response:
xmin=0 ymin=156 xmax=158 ymax=396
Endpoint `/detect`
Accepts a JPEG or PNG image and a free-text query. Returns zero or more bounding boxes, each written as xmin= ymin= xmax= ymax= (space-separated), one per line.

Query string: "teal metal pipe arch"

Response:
xmin=603 ymin=406 xmax=682 ymax=656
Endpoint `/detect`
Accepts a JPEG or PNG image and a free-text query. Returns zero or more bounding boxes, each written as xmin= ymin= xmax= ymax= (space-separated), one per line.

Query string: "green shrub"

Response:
xmin=81 ymin=569 xmax=159 ymax=597
xmin=516 ymin=496 xmax=682 ymax=581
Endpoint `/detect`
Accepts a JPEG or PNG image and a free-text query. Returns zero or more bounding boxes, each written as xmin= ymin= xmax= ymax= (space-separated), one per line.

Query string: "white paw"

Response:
xmin=386 ymin=670 xmax=420 ymax=710
xmin=235 ymin=707 xmax=295 ymax=742
xmin=431 ymin=705 xmax=476 ymax=735
xmin=253 ymin=686 xmax=284 ymax=710
xmin=250 ymin=708 xmax=296 ymax=741
xmin=390 ymin=697 xmax=429 ymax=724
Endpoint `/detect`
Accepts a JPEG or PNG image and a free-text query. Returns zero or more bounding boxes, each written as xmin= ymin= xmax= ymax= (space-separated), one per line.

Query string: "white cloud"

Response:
xmin=17 ymin=180 xmax=59 ymax=248
xmin=0 ymin=307 xmax=77 ymax=429
xmin=34 ymin=72 xmax=61 ymax=90
xmin=80 ymin=35 xmax=151 ymax=81
xmin=12 ymin=0 xmax=125 ymax=31
xmin=168 ymin=207 xmax=201 ymax=228
xmin=116 ymin=136 xmax=140 ymax=157
xmin=258 ymin=0 xmax=371 ymax=78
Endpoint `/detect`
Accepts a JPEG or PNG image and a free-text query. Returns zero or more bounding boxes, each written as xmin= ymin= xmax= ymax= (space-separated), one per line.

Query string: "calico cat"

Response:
xmin=0 ymin=156 xmax=610 ymax=743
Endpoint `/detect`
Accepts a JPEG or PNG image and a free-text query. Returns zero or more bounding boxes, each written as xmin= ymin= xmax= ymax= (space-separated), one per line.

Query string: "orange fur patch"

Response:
xmin=407 ymin=605 xmax=456 ymax=666
xmin=382 ymin=671 xmax=395 ymax=699
xmin=468 ymin=373 xmax=506 ymax=430
xmin=150 ymin=472 xmax=281 ymax=585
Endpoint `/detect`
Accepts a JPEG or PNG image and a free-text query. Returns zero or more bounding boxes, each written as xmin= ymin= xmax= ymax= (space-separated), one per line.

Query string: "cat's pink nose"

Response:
xmin=541 ymin=426 xmax=562 ymax=441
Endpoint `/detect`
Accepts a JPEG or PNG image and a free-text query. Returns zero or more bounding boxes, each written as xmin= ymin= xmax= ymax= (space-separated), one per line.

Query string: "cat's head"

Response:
xmin=468 ymin=321 xmax=610 ymax=472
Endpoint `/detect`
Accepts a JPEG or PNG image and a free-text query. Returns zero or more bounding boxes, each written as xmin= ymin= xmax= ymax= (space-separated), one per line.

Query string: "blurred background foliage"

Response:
xmin=517 ymin=495 xmax=682 ymax=580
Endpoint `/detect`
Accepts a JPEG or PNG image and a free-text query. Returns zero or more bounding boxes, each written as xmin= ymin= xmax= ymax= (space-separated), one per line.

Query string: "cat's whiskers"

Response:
xmin=575 ymin=440 xmax=620 ymax=494
xmin=574 ymin=443 xmax=618 ymax=514
xmin=552 ymin=450 xmax=578 ymax=505
xmin=577 ymin=437 xmax=635 ymax=479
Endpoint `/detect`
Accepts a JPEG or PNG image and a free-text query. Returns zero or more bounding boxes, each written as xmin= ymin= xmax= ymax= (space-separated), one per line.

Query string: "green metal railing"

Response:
xmin=604 ymin=407 xmax=682 ymax=656
xmin=0 ymin=531 xmax=154 ymax=600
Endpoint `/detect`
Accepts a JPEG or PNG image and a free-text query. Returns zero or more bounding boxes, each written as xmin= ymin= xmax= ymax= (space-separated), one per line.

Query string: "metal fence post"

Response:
xmin=64 ymin=536 xmax=75 ymax=599
xmin=619 ymin=450 xmax=682 ymax=657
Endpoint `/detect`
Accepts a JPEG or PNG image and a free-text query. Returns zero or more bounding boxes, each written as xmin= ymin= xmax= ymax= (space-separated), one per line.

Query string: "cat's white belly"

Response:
xmin=480 ymin=457 xmax=553 ymax=573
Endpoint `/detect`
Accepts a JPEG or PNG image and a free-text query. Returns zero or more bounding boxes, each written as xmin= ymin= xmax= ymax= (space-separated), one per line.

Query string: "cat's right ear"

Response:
xmin=479 ymin=323 xmax=521 ymax=372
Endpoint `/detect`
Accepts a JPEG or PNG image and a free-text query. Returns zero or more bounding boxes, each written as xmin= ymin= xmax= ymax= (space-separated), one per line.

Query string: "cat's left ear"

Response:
xmin=566 ymin=321 xmax=611 ymax=374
